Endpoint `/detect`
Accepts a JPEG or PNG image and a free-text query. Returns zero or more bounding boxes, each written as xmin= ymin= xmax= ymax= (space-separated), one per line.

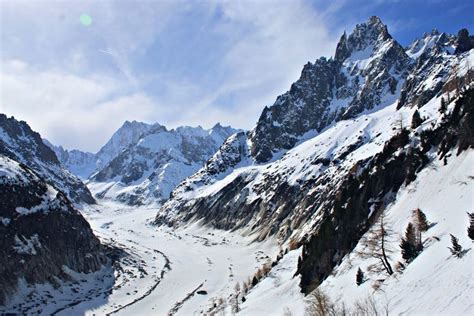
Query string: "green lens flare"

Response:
xmin=80 ymin=14 xmax=92 ymax=26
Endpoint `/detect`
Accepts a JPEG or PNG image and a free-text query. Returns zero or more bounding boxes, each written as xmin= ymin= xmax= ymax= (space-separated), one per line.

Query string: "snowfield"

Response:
xmin=0 ymin=200 xmax=281 ymax=315
xmin=82 ymin=203 xmax=280 ymax=316
xmin=318 ymin=151 xmax=474 ymax=315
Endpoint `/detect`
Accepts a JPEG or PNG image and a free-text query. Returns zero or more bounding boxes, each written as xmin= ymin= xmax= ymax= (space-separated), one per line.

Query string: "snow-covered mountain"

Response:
xmin=0 ymin=155 xmax=109 ymax=306
xmin=46 ymin=120 xmax=238 ymax=205
xmin=249 ymin=16 xmax=410 ymax=163
xmin=154 ymin=17 xmax=474 ymax=312
xmin=87 ymin=123 xmax=238 ymax=205
xmin=0 ymin=114 xmax=95 ymax=204
xmin=45 ymin=120 xmax=162 ymax=179
xmin=43 ymin=140 xmax=97 ymax=180
xmin=94 ymin=120 xmax=163 ymax=171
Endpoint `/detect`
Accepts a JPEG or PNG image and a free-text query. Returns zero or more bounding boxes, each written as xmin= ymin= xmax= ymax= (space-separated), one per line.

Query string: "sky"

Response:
xmin=1 ymin=0 xmax=473 ymax=152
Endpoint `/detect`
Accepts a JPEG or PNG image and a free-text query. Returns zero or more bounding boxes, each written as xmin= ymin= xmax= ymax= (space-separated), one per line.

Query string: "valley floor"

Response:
xmin=3 ymin=200 xmax=289 ymax=315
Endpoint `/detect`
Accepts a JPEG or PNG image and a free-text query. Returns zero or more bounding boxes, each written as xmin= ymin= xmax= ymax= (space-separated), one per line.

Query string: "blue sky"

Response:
xmin=1 ymin=0 xmax=472 ymax=151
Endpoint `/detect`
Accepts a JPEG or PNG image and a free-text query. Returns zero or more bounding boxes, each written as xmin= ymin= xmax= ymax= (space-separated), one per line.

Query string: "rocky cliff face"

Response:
xmin=0 ymin=155 xmax=109 ymax=305
xmin=249 ymin=16 xmax=410 ymax=163
xmin=154 ymin=17 xmax=473 ymax=292
xmin=0 ymin=114 xmax=95 ymax=204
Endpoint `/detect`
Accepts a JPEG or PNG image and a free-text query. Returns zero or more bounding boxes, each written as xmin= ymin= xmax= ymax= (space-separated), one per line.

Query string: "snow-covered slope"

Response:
xmin=0 ymin=114 xmax=95 ymax=204
xmin=239 ymin=150 xmax=473 ymax=315
xmin=156 ymin=20 xmax=472 ymax=233
xmin=316 ymin=150 xmax=473 ymax=315
xmin=88 ymin=123 xmax=238 ymax=205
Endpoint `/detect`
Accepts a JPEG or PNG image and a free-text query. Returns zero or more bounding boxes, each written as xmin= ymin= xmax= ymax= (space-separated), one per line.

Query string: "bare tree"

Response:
xmin=452 ymin=63 xmax=461 ymax=97
xmin=307 ymin=289 xmax=338 ymax=316
xmin=358 ymin=212 xmax=395 ymax=276
xmin=233 ymin=282 xmax=241 ymax=313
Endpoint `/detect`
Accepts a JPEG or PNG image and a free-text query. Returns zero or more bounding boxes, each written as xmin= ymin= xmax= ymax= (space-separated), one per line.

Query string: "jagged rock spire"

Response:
xmin=335 ymin=16 xmax=391 ymax=63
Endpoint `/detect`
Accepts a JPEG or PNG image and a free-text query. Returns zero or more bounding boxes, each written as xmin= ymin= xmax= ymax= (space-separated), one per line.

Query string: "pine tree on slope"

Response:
xmin=413 ymin=208 xmax=429 ymax=232
xmin=411 ymin=110 xmax=423 ymax=129
xmin=448 ymin=234 xmax=463 ymax=258
xmin=400 ymin=223 xmax=418 ymax=262
xmin=412 ymin=208 xmax=429 ymax=251
xmin=356 ymin=267 xmax=364 ymax=286
xmin=468 ymin=212 xmax=474 ymax=241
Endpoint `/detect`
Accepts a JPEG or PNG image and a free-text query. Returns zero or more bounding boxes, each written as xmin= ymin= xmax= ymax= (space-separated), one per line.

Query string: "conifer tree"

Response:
xmin=356 ymin=267 xmax=364 ymax=286
xmin=412 ymin=208 xmax=429 ymax=251
xmin=448 ymin=234 xmax=463 ymax=257
xmin=411 ymin=110 xmax=423 ymax=129
xmin=400 ymin=223 xmax=418 ymax=262
xmin=439 ymin=97 xmax=447 ymax=113
xmin=468 ymin=212 xmax=474 ymax=241
xmin=413 ymin=208 xmax=429 ymax=232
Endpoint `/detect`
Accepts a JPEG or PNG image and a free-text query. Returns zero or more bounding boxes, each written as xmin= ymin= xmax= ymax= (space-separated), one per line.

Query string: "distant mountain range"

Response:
xmin=45 ymin=121 xmax=238 ymax=205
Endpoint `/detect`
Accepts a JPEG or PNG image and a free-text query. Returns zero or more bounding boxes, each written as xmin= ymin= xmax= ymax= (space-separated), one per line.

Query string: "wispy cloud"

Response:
xmin=0 ymin=0 xmax=340 ymax=151
xmin=0 ymin=59 xmax=156 ymax=151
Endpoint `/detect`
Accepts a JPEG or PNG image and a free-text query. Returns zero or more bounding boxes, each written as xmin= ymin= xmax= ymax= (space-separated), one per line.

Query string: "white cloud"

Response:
xmin=1 ymin=0 xmax=340 ymax=150
xmin=0 ymin=60 xmax=157 ymax=152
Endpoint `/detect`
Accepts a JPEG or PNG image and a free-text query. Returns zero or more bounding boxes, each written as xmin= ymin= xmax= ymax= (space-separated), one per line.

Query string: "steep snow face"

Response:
xmin=398 ymin=32 xmax=473 ymax=110
xmin=313 ymin=151 xmax=473 ymax=315
xmin=95 ymin=120 xmax=163 ymax=169
xmin=88 ymin=124 xmax=238 ymax=205
xmin=0 ymin=114 xmax=95 ymax=204
xmin=239 ymin=249 xmax=306 ymax=315
xmin=405 ymin=29 xmax=456 ymax=60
